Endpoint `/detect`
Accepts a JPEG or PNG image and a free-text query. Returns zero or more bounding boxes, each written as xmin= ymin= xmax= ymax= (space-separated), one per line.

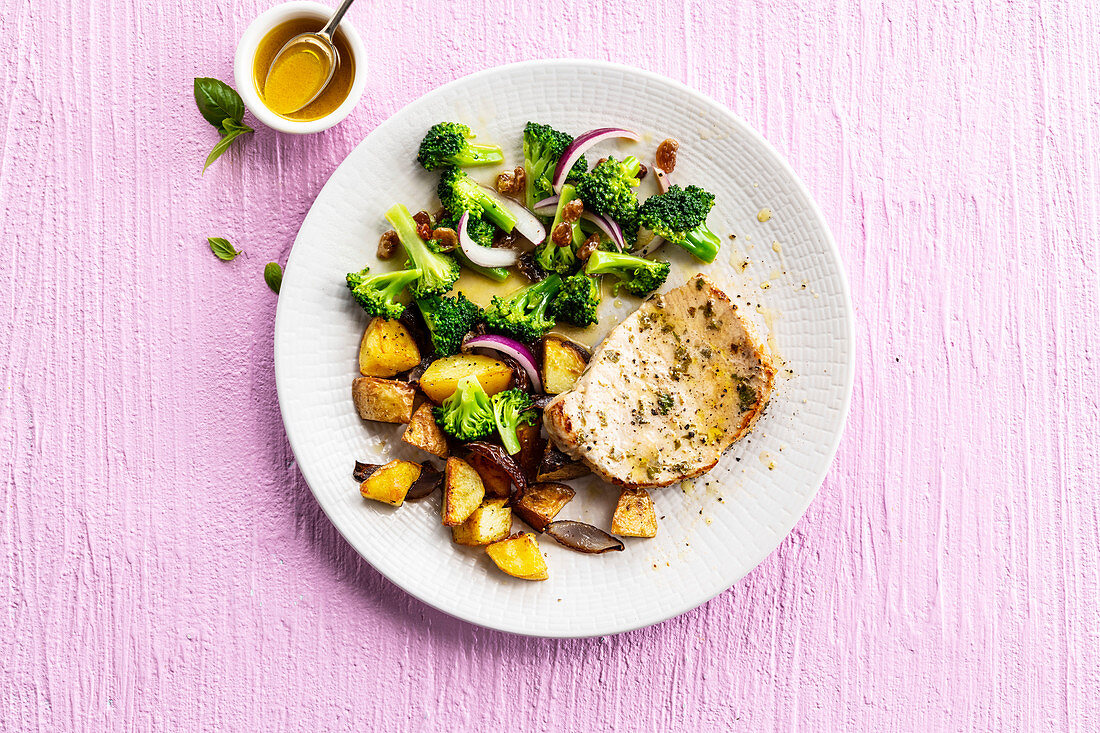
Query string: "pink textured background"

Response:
xmin=2 ymin=0 xmax=1098 ymax=729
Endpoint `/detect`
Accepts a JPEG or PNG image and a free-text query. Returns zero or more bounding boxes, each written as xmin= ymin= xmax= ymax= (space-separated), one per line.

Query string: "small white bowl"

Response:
xmin=234 ymin=1 xmax=367 ymax=134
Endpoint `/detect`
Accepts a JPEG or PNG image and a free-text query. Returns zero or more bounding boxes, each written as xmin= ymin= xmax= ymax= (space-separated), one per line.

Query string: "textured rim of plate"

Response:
xmin=274 ymin=59 xmax=855 ymax=637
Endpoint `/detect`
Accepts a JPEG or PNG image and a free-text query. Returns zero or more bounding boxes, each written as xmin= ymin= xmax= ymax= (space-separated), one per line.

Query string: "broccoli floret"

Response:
xmin=433 ymin=375 xmax=494 ymax=441
xmin=484 ymin=274 xmax=563 ymax=343
xmin=637 ymin=184 xmax=721 ymax=263
xmin=416 ymin=292 xmax=483 ymax=356
xmin=344 ymin=266 xmax=421 ymax=319
xmin=584 ymin=249 xmax=670 ymax=296
xmin=437 ymin=167 xmax=517 ymax=232
xmin=491 ymin=389 xmax=537 ymax=455
xmin=385 ymin=203 xmax=461 ymax=297
xmin=551 ymin=273 xmax=601 ymax=328
xmin=523 ymin=122 xmax=588 ymax=210
xmin=416 ymin=122 xmax=505 ymax=170
xmin=576 ymin=156 xmax=642 ymax=245
xmin=533 ymin=183 xmax=585 ymax=274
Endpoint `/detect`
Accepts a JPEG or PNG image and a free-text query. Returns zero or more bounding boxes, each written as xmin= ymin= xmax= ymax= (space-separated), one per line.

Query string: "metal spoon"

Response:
xmin=264 ymin=0 xmax=357 ymax=114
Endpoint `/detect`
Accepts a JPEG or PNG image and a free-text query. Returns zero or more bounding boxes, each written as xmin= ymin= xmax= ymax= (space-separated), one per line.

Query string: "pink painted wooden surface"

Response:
xmin=2 ymin=0 xmax=1098 ymax=729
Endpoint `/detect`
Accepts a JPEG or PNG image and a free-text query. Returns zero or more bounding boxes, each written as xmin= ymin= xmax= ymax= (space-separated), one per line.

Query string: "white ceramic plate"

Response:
xmin=274 ymin=60 xmax=853 ymax=637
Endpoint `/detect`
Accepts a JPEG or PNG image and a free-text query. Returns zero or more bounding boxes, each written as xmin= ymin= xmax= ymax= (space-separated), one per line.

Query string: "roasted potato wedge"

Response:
xmin=466 ymin=451 xmax=511 ymax=499
xmin=516 ymin=419 xmax=544 ymax=482
xmin=611 ymin=488 xmax=658 ymax=537
xmin=402 ymin=403 xmax=449 ymax=458
xmin=442 ymin=457 xmax=486 ymax=526
xmin=418 ymin=354 xmax=514 ymax=404
xmin=486 ymin=532 xmax=548 ymax=580
xmin=352 ymin=377 xmax=416 ymax=423
xmin=359 ymin=459 xmax=422 ymax=506
xmin=541 ymin=335 xmax=589 ymax=394
xmin=513 ymin=482 xmax=575 ymax=531
xmin=535 ymin=446 xmax=591 ymax=481
xmin=451 ymin=499 xmax=512 ymax=546
xmin=359 ymin=317 xmax=421 ymax=377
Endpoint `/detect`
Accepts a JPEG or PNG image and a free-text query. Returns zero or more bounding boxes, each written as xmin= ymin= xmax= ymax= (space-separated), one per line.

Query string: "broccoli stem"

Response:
xmin=621 ymin=156 xmax=642 ymax=179
xmin=455 ymin=249 xmax=510 ymax=282
xmin=535 ymin=184 xmax=585 ymax=273
xmin=454 ymin=175 xmax=518 ymax=232
xmin=520 ymin=274 xmax=562 ymax=315
xmin=387 ymin=203 xmax=426 ymax=257
xmin=451 ymin=143 xmax=505 ymax=167
xmin=679 ymin=223 xmax=721 ymax=263
xmin=385 ymin=203 xmax=460 ymax=296
xmin=552 ymin=184 xmax=586 ymax=248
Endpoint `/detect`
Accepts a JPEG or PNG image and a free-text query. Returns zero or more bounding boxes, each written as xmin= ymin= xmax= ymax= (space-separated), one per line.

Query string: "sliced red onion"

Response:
xmin=635 ymin=233 xmax=666 ymax=256
xmin=653 ymin=166 xmax=672 ymax=193
xmin=552 ymin=127 xmax=641 ymax=192
xmin=532 ymin=195 xmax=559 ymax=215
xmin=458 ymin=212 xmax=518 ymax=268
xmin=462 ymin=334 xmax=542 ymax=392
xmin=487 ymin=187 xmax=546 ymax=243
xmin=581 ymin=212 xmax=625 ymax=252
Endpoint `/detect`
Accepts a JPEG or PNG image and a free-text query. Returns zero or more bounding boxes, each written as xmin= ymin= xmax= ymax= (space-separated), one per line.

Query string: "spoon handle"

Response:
xmin=319 ymin=0 xmax=356 ymax=40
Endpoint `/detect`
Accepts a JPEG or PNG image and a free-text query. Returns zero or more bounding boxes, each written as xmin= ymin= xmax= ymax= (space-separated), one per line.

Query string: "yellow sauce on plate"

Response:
xmin=253 ymin=18 xmax=354 ymax=122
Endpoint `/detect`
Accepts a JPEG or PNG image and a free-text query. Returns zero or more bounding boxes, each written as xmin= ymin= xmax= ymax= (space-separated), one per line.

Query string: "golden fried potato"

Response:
xmin=359 ymin=317 xmax=421 ymax=377
xmin=486 ymin=532 xmax=548 ymax=580
xmin=513 ymin=482 xmax=575 ymax=531
xmin=442 ymin=457 xmax=486 ymax=526
xmin=541 ymin=335 xmax=589 ymax=394
xmin=418 ymin=354 xmax=513 ymax=404
xmin=611 ymin=487 xmax=658 ymax=538
xmin=352 ymin=377 xmax=416 ymax=423
xmin=451 ymin=499 xmax=512 ymax=546
xmin=359 ymin=460 xmax=423 ymax=506
xmin=466 ymin=451 xmax=511 ymax=499
xmin=402 ymin=403 xmax=449 ymax=458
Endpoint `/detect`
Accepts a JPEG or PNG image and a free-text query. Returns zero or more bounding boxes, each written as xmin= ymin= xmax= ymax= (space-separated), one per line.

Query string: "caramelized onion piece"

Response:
xmin=353 ymin=461 xmax=381 ymax=482
xmin=499 ymin=354 xmax=532 ymax=393
xmin=544 ymin=521 xmax=625 ymax=554
xmin=465 ymin=441 xmax=528 ymax=492
xmin=405 ymin=352 xmax=435 ymax=384
xmin=399 ymin=307 xmax=433 ymax=356
xmin=517 ymin=252 xmax=547 ymax=283
xmin=406 ymin=463 xmax=442 ymax=501
xmin=530 ymin=394 xmax=555 ymax=410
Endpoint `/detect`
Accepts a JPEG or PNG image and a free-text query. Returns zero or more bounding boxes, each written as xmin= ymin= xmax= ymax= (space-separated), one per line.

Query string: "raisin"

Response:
xmin=655 ymin=139 xmax=679 ymax=173
xmin=431 ymin=227 xmax=458 ymax=251
xmin=577 ymin=234 xmax=600 ymax=261
xmin=494 ymin=229 xmax=519 ymax=249
xmin=562 ymin=199 xmax=584 ymax=224
xmin=377 ymin=230 xmax=399 ymax=260
xmin=552 ymin=222 xmax=572 ymax=246
xmin=637 ymin=163 xmax=648 ymax=181
xmin=496 ymin=170 xmax=517 ymax=194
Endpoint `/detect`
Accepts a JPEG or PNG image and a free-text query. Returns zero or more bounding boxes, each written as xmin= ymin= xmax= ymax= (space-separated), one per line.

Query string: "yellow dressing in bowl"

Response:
xmin=263 ymin=40 xmax=330 ymax=115
xmin=253 ymin=18 xmax=355 ymax=122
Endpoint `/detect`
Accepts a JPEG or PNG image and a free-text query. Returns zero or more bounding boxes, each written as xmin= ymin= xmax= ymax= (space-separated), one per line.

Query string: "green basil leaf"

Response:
xmin=203 ymin=128 xmax=246 ymax=173
xmin=194 ymin=78 xmax=245 ymax=129
xmin=221 ymin=117 xmax=254 ymax=135
xmin=208 ymin=237 xmax=241 ymax=261
xmin=264 ymin=262 xmax=283 ymax=294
